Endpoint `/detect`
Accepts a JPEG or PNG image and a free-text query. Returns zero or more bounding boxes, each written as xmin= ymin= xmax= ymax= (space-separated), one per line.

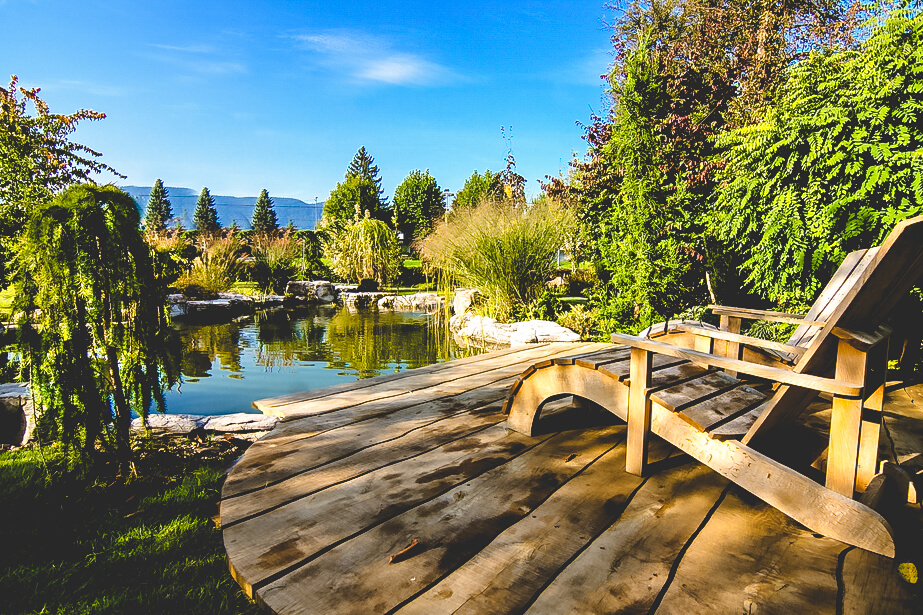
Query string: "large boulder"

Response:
xmin=285 ymin=280 xmax=337 ymax=303
xmin=454 ymin=316 xmax=580 ymax=347
xmin=131 ymin=412 xmax=279 ymax=434
xmin=453 ymin=288 xmax=480 ymax=317
xmin=378 ymin=292 xmax=445 ymax=312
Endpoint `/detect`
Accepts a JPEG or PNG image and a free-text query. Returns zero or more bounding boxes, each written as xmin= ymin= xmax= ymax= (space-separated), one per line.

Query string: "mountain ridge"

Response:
xmin=121 ymin=185 xmax=324 ymax=231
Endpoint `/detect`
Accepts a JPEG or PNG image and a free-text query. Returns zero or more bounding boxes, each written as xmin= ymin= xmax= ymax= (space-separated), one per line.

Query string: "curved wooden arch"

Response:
xmin=506 ymin=365 xmax=627 ymax=436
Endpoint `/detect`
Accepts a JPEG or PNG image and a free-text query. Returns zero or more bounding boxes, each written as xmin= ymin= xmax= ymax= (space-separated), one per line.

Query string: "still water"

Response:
xmin=165 ymin=306 xmax=481 ymax=415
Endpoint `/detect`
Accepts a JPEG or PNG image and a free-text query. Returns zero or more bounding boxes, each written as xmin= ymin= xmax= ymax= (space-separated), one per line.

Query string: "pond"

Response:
xmin=165 ymin=306 xmax=482 ymax=416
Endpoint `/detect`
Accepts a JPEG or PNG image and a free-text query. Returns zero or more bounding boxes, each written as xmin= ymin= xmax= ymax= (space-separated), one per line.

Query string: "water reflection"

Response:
xmin=166 ymin=306 xmax=481 ymax=415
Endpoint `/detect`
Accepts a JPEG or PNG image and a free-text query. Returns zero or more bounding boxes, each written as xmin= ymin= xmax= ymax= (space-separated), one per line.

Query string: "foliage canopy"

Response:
xmin=391 ymin=169 xmax=444 ymax=247
xmin=193 ymin=187 xmax=220 ymax=234
xmin=250 ymin=188 xmax=279 ymax=235
xmin=15 ymin=185 xmax=179 ymax=471
xmin=712 ymin=9 xmax=923 ymax=305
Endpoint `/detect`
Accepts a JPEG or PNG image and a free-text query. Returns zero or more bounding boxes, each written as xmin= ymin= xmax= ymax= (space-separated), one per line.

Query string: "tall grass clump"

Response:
xmin=421 ymin=198 xmax=575 ymax=321
xmin=250 ymin=231 xmax=300 ymax=295
xmin=176 ymin=233 xmax=243 ymax=297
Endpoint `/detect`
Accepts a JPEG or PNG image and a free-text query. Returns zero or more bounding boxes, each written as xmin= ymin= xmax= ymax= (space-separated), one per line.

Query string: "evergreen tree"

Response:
xmin=348 ymin=146 xmax=388 ymax=206
xmin=193 ymin=187 xmax=220 ymax=233
xmin=322 ymin=175 xmax=386 ymax=231
xmin=250 ymin=188 xmax=279 ymax=235
xmin=144 ymin=179 xmax=173 ymax=231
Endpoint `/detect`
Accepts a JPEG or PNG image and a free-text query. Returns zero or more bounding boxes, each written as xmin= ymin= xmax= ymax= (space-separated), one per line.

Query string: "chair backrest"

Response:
xmin=786 ymin=247 xmax=880 ymax=350
xmin=744 ymin=215 xmax=923 ymax=444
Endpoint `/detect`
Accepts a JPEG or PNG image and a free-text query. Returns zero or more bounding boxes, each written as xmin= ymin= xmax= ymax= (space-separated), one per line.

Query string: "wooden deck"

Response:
xmin=220 ymin=342 xmax=921 ymax=614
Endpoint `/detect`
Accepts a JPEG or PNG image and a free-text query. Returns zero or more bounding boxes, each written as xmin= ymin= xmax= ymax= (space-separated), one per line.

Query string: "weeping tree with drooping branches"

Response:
xmin=15 ymin=184 xmax=180 ymax=474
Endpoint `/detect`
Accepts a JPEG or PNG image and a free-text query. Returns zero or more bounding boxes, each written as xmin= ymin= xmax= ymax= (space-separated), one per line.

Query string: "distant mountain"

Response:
xmin=122 ymin=186 xmax=324 ymax=231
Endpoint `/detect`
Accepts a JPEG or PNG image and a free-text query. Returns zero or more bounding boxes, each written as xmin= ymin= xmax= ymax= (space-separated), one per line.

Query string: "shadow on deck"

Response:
xmin=220 ymin=342 xmax=922 ymax=614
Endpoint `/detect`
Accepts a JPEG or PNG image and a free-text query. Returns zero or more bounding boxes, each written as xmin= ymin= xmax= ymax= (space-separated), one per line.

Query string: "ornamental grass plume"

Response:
xmin=420 ymin=197 xmax=575 ymax=322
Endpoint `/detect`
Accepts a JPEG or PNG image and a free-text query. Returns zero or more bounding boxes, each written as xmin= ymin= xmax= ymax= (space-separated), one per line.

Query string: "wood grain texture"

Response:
xmin=252 ymin=425 xmax=626 ymax=615
xmin=524 ymin=461 xmax=729 ymax=615
xmin=653 ymin=489 xmax=845 ymax=615
xmin=396 ymin=439 xmax=674 ymax=615
xmin=627 ymin=347 xmax=653 ymax=475
xmin=649 ymin=403 xmax=895 ymax=557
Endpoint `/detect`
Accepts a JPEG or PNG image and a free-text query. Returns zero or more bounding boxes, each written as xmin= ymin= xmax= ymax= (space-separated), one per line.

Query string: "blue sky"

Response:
xmin=2 ymin=0 xmax=614 ymax=202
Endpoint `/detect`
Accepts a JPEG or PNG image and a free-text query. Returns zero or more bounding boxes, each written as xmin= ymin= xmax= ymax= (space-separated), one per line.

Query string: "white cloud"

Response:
xmin=291 ymin=30 xmax=456 ymax=86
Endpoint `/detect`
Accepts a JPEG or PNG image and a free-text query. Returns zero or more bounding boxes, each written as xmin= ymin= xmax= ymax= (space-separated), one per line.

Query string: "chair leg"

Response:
xmin=827 ymin=341 xmax=867 ymax=497
xmin=857 ymin=340 xmax=888 ymax=491
xmin=627 ymin=347 xmax=653 ymax=475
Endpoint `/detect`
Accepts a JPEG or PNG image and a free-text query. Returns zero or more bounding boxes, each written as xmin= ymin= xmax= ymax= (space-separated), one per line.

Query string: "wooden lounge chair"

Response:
xmin=506 ymin=215 xmax=923 ymax=557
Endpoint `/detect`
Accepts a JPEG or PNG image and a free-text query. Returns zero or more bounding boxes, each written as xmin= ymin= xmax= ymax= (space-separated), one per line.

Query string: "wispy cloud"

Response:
xmin=150 ymin=43 xmax=216 ymax=54
xmin=291 ymin=30 xmax=457 ymax=86
xmin=145 ymin=43 xmax=246 ymax=76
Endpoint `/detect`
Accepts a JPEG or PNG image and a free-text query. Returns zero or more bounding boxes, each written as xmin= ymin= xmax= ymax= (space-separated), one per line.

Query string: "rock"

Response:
xmin=454 ymin=316 xmax=580 ymax=347
xmin=453 ymin=288 xmax=479 ymax=316
xmin=0 ymin=383 xmax=34 ymax=447
xmin=378 ymin=292 xmax=445 ymax=312
xmin=341 ymin=291 xmax=386 ymax=308
xmin=132 ymin=412 xmax=279 ymax=434
xmin=202 ymin=413 xmax=279 ymax=433
xmin=133 ymin=414 xmax=203 ymax=433
xmin=285 ymin=280 xmax=337 ymax=303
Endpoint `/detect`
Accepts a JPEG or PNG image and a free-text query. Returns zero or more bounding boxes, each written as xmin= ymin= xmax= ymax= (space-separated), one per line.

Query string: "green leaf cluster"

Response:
xmin=325 ymin=211 xmax=400 ymax=286
xmin=391 ymin=169 xmax=444 ymax=247
xmin=14 ymin=185 xmax=179 ymax=470
xmin=712 ymin=10 xmax=923 ymax=305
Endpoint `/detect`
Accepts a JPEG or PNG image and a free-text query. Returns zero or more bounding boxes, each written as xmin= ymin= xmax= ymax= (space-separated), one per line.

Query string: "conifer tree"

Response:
xmin=193 ymin=187 xmax=220 ymax=233
xmin=144 ymin=179 xmax=172 ymax=231
xmin=250 ymin=188 xmax=279 ymax=235
xmin=348 ymin=146 xmax=388 ymax=206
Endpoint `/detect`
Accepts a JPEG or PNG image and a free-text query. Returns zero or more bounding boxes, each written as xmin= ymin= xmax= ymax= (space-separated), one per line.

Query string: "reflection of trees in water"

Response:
xmin=174 ymin=321 xmax=244 ymax=377
xmin=254 ymin=307 xmax=332 ymax=369
xmin=173 ymin=306 xmax=484 ymax=381
xmin=324 ymin=309 xmax=440 ymax=377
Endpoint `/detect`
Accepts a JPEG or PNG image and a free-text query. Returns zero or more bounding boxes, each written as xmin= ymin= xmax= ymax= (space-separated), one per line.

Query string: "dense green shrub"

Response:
xmin=14 ymin=185 xmax=178 ymax=469
xmin=711 ymin=10 xmax=923 ymax=305
xmin=175 ymin=234 xmax=243 ymax=298
xmin=249 ymin=232 xmax=299 ymax=295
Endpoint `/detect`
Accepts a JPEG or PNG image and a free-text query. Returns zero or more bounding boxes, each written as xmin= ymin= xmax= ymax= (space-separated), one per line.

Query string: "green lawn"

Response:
xmin=0 ymin=441 xmax=260 ymax=615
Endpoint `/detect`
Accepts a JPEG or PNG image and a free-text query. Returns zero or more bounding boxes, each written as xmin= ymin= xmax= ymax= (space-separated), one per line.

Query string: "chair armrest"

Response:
xmin=610 ymin=333 xmax=861 ymax=397
xmin=671 ymin=324 xmax=806 ymax=358
xmin=708 ymin=305 xmax=825 ymax=327
xmin=832 ymin=325 xmax=892 ymax=352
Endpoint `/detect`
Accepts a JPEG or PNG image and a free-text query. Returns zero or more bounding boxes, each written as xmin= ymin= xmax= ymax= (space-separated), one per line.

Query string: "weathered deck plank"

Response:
xmin=254 ymin=424 xmax=626 ymax=614
xmin=221 ymin=344 xmax=919 ymax=614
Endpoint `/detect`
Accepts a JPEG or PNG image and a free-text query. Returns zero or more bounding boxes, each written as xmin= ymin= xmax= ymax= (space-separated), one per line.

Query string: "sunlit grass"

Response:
xmin=0 ymin=444 xmax=260 ymax=615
